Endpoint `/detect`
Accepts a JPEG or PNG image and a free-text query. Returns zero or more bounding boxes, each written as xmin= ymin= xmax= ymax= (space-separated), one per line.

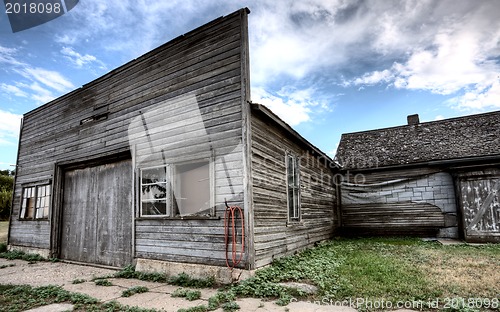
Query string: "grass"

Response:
xmin=226 ymin=237 xmax=500 ymax=311
xmin=122 ymin=286 xmax=149 ymax=297
xmin=171 ymin=288 xmax=202 ymax=301
xmin=0 ymin=284 xmax=98 ymax=311
xmin=114 ymin=265 xmax=215 ymax=288
xmin=94 ymin=279 xmax=113 ymax=286
xmin=0 ymin=249 xmax=46 ymax=262
xmin=0 ymin=284 xmax=159 ymax=311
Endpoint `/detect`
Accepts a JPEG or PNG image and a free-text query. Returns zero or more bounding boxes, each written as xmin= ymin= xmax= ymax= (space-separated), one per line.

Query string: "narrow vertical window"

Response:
xmin=286 ymin=154 xmax=301 ymax=221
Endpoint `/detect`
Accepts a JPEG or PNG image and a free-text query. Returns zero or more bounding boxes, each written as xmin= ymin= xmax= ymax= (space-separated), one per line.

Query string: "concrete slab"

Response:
xmin=116 ymin=291 xmax=205 ymax=311
xmin=0 ymin=258 xmax=115 ymax=287
xmin=22 ymin=303 xmax=74 ymax=312
xmin=63 ymin=282 xmax=123 ymax=302
xmin=436 ymin=238 xmax=465 ymax=245
xmin=235 ymin=298 xmax=284 ymax=311
xmin=107 ymin=277 xmax=164 ymax=289
xmin=287 ymin=301 xmax=357 ymax=311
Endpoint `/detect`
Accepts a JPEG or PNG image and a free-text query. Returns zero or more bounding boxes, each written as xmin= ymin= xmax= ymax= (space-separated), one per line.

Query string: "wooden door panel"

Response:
xmin=95 ymin=161 xmax=133 ymax=267
xmin=460 ymin=177 xmax=500 ymax=238
xmin=60 ymin=159 xmax=132 ymax=267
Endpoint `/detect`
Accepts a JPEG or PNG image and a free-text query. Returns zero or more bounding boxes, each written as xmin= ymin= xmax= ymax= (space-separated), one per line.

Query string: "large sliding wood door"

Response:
xmin=60 ymin=159 xmax=133 ymax=267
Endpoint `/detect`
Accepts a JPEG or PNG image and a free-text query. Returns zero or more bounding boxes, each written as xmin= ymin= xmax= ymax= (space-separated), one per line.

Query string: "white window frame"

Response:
xmin=20 ymin=182 xmax=51 ymax=220
xmin=139 ymin=164 xmax=172 ymax=217
xmin=286 ymin=153 xmax=301 ymax=222
xmin=139 ymin=158 xmax=215 ymax=218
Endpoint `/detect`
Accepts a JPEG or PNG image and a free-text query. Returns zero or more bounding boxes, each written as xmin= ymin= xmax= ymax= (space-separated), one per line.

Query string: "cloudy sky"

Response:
xmin=1 ymin=0 xmax=500 ymax=170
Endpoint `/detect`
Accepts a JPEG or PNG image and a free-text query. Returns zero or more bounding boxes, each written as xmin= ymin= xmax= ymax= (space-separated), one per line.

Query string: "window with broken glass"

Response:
xmin=286 ymin=153 xmax=301 ymax=222
xmin=140 ymin=160 xmax=214 ymax=217
xmin=20 ymin=184 xmax=51 ymax=220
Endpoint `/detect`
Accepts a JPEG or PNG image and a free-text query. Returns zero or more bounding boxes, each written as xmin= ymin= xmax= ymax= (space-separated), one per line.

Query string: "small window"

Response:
xmin=141 ymin=166 xmax=170 ymax=216
xmin=286 ymin=154 xmax=301 ymax=221
xmin=140 ymin=160 xmax=213 ymax=217
xmin=20 ymin=184 xmax=51 ymax=220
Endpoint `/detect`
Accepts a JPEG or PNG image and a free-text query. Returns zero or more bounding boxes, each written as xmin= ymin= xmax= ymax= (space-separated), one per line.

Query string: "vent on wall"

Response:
xmin=80 ymin=113 xmax=109 ymax=125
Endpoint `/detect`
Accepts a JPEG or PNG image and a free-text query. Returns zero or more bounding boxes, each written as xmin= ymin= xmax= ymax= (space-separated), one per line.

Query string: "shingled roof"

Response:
xmin=335 ymin=110 xmax=500 ymax=170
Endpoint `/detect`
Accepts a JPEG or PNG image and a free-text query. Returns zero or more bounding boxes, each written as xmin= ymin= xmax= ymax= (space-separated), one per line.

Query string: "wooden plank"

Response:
xmin=340 ymin=202 xmax=445 ymax=235
xmin=60 ymin=166 xmax=97 ymax=264
xmin=250 ymin=111 xmax=336 ymax=267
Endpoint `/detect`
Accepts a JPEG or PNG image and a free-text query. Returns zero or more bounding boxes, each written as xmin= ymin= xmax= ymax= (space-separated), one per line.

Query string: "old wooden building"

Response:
xmin=335 ymin=112 xmax=500 ymax=242
xmin=8 ymin=8 xmax=339 ymax=277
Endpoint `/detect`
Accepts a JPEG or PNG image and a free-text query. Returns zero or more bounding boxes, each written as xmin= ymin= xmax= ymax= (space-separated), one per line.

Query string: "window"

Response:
xmin=140 ymin=160 xmax=213 ymax=217
xmin=20 ymin=184 xmax=51 ymax=220
xmin=286 ymin=154 xmax=301 ymax=221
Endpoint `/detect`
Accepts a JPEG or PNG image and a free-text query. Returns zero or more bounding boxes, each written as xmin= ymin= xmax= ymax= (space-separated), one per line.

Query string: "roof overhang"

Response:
xmin=251 ymin=103 xmax=339 ymax=170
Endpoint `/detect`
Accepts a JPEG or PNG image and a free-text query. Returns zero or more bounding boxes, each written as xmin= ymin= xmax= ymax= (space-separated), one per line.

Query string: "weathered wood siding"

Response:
xmin=10 ymin=9 xmax=251 ymax=268
xmin=250 ymin=109 xmax=337 ymax=268
xmin=340 ymin=168 xmax=457 ymax=237
xmin=456 ymin=168 xmax=500 ymax=243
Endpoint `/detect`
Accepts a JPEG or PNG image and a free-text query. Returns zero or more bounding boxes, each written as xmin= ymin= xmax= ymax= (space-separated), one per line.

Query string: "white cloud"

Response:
xmin=0 ymin=110 xmax=22 ymax=146
xmin=446 ymin=80 xmax=500 ymax=112
xmin=0 ymin=43 xmax=75 ymax=104
xmin=52 ymin=0 xmax=220 ymax=58
xmin=0 ymin=45 xmax=26 ymax=66
xmin=252 ymin=86 xmax=331 ymax=126
xmin=18 ymin=67 xmax=75 ymax=94
xmin=0 ymin=83 xmax=28 ymax=98
xmin=25 ymin=82 xmax=57 ymax=103
xmin=249 ymin=0 xmax=373 ymax=84
xmin=252 ymin=87 xmax=311 ymax=126
xmin=61 ymin=46 xmax=102 ymax=68
xmin=352 ymin=69 xmax=394 ymax=86
xmin=338 ymin=0 xmax=500 ymax=113
xmin=55 ymin=34 xmax=76 ymax=45
xmin=3 ymin=0 xmax=497 ymax=122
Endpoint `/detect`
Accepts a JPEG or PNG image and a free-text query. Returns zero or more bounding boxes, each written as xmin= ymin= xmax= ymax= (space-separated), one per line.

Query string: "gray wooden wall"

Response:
xmin=10 ymin=9 xmax=251 ymax=268
xmin=250 ymin=109 xmax=338 ymax=268
xmin=340 ymin=168 xmax=458 ymax=237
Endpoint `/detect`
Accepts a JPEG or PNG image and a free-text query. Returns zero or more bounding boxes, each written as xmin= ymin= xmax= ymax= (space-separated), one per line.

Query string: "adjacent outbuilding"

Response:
xmin=335 ymin=111 xmax=500 ymax=242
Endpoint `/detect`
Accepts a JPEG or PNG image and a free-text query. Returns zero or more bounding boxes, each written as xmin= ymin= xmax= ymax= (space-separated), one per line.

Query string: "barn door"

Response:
xmin=458 ymin=175 xmax=500 ymax=242
xmin=60 ymin=159 xmax=133 ymax=267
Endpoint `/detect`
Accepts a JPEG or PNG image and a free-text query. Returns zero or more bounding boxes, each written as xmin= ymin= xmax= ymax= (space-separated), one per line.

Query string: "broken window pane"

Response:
xmin=35 ymin=185 xmax=50 ymax=219
xmin=140 ymin=160 xmax=213 ymax=218
xmin=141 ymin=166 xmax=170 ymax=216
xmin=175 ymin=162 xmax=210 ymax=216
xmin=142 ymin=201 xmax=167 ymax=216
xmin=142 ymin=167 xmax=166 ymax=184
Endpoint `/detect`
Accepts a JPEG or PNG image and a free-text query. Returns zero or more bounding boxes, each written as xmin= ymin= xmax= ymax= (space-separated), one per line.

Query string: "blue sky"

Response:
xmin=1 ymin=0 xmax=500 ymax=170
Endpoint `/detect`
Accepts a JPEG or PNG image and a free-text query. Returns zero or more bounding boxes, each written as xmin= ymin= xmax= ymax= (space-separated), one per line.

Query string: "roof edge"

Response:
xmin=341 ymin=109 xmax=500 ymax=137
xmin=339 ymin=154 xmax=500 ymax=172
xmin=24 ymin=8 xmax=250 ymax=118
xmin=251 ymin=103 xmax=339 ymax=169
